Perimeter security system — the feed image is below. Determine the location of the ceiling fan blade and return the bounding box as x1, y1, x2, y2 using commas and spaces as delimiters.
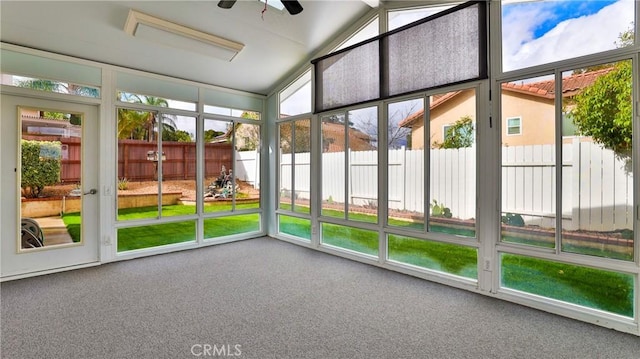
218, 0, 237, 9
282, 0, 303, 15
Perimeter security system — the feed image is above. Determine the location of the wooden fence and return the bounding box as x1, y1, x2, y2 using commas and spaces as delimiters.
54, 139, 233, 183
116, 140, 233, 181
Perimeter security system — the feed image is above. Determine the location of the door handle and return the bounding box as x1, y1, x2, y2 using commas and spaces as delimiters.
83, 188, 98, 195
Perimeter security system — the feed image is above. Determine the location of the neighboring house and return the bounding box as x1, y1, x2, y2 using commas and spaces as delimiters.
321, 121, 375, 152
400, 68, 612, 148
276, 117, 374, 153
210, 122, 260, 150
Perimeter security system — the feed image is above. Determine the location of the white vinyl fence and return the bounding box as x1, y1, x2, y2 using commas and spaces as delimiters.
234, 150, 260, 189
502, 139, 633, 231
273, 138, 633, 231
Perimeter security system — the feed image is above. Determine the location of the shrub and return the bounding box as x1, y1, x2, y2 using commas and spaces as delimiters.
501, 213, 525, 227
118, 177, 129, 190
21, 140, 61, 198
430, 200, 452, 218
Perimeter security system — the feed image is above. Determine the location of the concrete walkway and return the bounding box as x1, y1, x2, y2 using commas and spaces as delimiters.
34, 216, 73, 246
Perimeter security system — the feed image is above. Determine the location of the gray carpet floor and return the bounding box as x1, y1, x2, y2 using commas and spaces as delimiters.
2, 236, 639, 359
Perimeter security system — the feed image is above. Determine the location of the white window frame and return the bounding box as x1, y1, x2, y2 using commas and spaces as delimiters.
506, 116, 521, 136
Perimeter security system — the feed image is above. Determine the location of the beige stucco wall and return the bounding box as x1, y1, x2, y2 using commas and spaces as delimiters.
410, 89, 476, 149
430, 90, 476, 148
409, 89, 556, 148
501, 92, 555, 146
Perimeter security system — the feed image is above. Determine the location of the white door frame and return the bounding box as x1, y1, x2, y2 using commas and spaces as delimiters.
1, 94, 100, 279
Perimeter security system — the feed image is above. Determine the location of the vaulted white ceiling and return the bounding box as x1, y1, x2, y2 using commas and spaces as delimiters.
0, 1, 374, 95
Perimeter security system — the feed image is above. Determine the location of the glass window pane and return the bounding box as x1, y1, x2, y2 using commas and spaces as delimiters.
348, 106, 378, 224
388, 98, 425, 231
293, 119, 311, 213
117, 108, 159, 220
501, 253, 634, 317
506, 117, 521, 135
204, 214, 261, 239
117, 220, 196, 252
388, 235, 478, 280
388, 5, 454, 31
335, 17, 379, 51
322, 113, 346, 219
204, 119, 233, 213
160, 115, 196, 217
429, 90, 476, 237
3, 74, 100, 98
278, 122, 293, 210
204, 105, 260, 120
278, 215, 311, 241
277, 118, 310, 213
20, 108, 83, 249
561, 60, 633, 261
501, 0, 634, 72
118, 92, 195, 111
501, 75, 555, 248
280, 72, 311, 117
234, 123, 260, 210
321, 223, 378, 256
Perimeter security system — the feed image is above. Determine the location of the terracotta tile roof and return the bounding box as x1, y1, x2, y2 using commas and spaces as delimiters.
502, 67, 613, 99
399, 68, 614, 128
398, 91, 463, 128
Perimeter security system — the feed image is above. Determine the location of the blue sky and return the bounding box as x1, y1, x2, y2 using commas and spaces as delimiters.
502, 0, 633, 71
503, 1, 615, 38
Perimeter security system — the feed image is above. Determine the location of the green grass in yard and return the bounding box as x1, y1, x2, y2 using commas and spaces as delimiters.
502, 232, 555, 249
321, 223, 379, 256
278, 215, 311, 240
503, 232, 633, 261
501, 254, 634, 317
321, 207, 378, 224
561, 242, 633, 261
61, 212, 81, 242
205, 200, 259, 213
116, 204, 260, 251
279, 202, 311, 215
118, 220, 196, 251
203, 214, 260, 239
279, 209, 634, 317
74, 203, 636, 317
388, 235, 478, 279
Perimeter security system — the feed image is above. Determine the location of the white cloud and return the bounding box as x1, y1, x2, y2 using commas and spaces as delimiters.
503, 0, 633, 71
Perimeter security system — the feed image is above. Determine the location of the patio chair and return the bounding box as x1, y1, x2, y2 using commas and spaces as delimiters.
21, 218, 44, 248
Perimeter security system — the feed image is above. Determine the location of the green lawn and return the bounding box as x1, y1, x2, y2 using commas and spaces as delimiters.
65, 203, 261, 252
65, 203, 634, 317
278, 211, 634, 317
61, 213, 81, 242
388, 234, 478, 279
502, 254, 634, 317
279, 215, 311, 240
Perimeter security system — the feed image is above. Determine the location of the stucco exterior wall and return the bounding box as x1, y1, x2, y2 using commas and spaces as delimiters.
501, 91, 555, 146
409, 89, 556, 148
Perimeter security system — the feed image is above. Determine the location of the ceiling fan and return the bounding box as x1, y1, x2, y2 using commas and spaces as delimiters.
218, 0, 303, 15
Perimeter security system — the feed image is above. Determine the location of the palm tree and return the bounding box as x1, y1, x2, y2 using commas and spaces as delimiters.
117, 94, 178, 141
17, 78, 99, 97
